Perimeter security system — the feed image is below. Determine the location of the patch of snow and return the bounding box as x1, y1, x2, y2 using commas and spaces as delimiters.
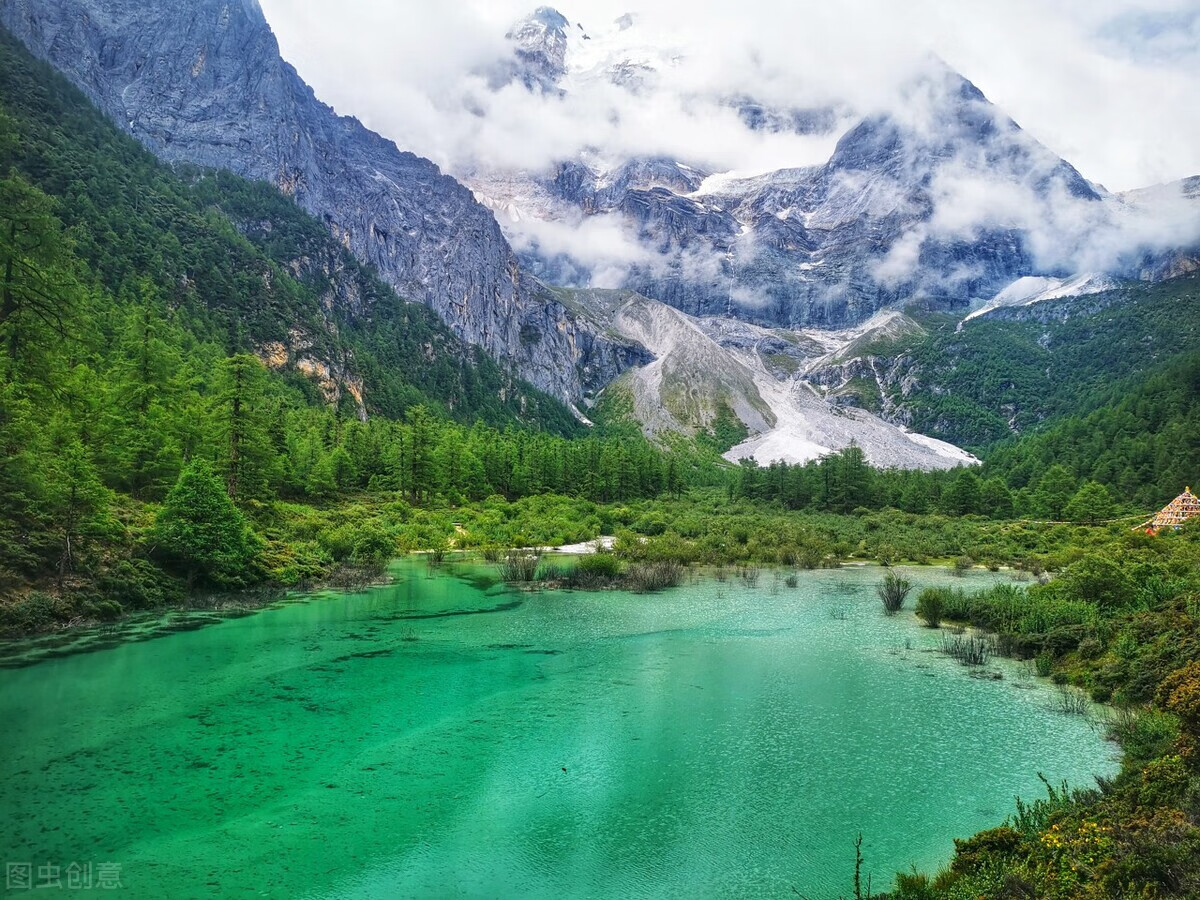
963, 273, 1117, 323
903, 432, 979, 465
723, 351, 976, 471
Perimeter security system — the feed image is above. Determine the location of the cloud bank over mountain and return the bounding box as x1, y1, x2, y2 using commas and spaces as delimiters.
261, 0, 1200, 192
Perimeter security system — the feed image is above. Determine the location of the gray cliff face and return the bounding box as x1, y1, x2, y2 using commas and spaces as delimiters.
0, 0, 634, 405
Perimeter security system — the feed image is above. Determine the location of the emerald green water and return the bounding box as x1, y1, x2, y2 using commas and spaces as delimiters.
0, 561, 1117, 898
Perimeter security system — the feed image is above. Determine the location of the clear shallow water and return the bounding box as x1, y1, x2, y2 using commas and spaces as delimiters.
0, 561, 1118, 899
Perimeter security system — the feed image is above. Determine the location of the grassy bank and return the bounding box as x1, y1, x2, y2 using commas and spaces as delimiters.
884, 520, 1200, 898
0, 490, 1143, 637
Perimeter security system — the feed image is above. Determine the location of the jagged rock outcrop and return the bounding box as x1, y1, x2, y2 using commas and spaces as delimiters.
0, 0, 638, 405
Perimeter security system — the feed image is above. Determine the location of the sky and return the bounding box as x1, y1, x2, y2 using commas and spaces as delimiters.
256, 0, 1200, 192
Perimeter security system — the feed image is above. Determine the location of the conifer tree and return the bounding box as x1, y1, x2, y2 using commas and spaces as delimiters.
153, 459, 261, 587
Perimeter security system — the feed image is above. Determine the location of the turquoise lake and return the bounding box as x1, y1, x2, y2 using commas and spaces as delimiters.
0, 560, 1119, 898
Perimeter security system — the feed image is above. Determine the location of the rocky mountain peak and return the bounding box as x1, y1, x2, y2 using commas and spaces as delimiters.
506, 7, 573, 90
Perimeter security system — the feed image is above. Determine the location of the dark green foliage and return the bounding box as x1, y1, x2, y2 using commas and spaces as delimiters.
152, 460, 262, 587
1064, 481, 1115, 524
1055, 554, 1136, 611
914, 588, 946, 628
877, 572, 912, 614
886, 276, 1200, 451
577, 553, 621, 579
985, 353, 1200, 510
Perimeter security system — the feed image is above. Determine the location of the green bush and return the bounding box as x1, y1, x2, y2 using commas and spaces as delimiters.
578, 553, 621, 579
97, 558, 182, 610
915, 588, 946, 628
877, 572, 912, 615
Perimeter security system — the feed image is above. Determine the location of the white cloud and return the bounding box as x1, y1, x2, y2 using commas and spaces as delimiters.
507, 211, 655, 287
259, 0, 1200, 192
256, 0, 1200, 301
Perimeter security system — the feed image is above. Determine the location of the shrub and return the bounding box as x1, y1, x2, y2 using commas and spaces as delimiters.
625, 560, 683, 593
1108, 708, 1180, 767
97, 558, 182, 610
1057, 554, 1137, 611
1157, 661, 1200, 756
499, 549, 541, 583
915, 588, 946, 628
878, 572, 912, 615
785, 574, 799, 588
1035, 652, 1054, 677
352, 523, 396, 569
578, 553, 621, 579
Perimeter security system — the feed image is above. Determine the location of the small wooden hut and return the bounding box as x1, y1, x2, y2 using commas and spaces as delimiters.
1141, 487, 1200, 535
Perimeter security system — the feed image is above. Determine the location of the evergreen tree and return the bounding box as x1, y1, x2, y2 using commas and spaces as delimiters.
153, 459, 261, 587
979, 477, 1015, 520
0, 174, 79, 382
1065, 481, 1115, 525
44, 431, 110, 580
215, 353, 277, 502
941, 469, 983, 516
1034, 465, 1076, 520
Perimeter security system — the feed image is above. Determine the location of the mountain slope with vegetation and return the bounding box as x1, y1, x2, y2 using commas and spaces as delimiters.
0, 26, 577, 433
814, 276, 1200, 450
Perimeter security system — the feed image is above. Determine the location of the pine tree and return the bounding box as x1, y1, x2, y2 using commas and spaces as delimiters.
980, 477, 1014, 520
0, 174, 80, 382
942, 469, 983, 516
1065, 481, 1115, 525
215, 353, 277, 502
1035, 465, 1076, 520
44, 431, 110, 581
153, 459, 261, 587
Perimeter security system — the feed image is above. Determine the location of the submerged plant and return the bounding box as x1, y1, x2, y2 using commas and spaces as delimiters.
1055, 685, 1091, 718
877, 572, 912, 615
499, 549, 542, 583
625, 560, 683, 593
941, 633, 994, 666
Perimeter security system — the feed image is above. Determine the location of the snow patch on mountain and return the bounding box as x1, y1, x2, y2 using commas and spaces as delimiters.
964, 273, 1119, 322
564, 288, 974, 470
723, 368, 977, 469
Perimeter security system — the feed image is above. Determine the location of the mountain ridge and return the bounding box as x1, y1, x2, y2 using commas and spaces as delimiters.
468, 6, 1200, 330
0, 0, 640, 406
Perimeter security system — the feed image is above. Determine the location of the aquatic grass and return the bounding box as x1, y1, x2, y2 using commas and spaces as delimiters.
877, 572, 912, 615
499, 549, 542, 583
941, 633, 995, 666
625, 560, 684, 593
1055, 686, 1092, 718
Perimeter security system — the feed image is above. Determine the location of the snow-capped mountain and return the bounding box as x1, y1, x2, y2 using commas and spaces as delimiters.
467, 8, 1200, 330
6, 1, 1196, 469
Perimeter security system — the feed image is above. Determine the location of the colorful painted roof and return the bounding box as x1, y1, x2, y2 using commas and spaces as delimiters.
1147, 488, 1200, 531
